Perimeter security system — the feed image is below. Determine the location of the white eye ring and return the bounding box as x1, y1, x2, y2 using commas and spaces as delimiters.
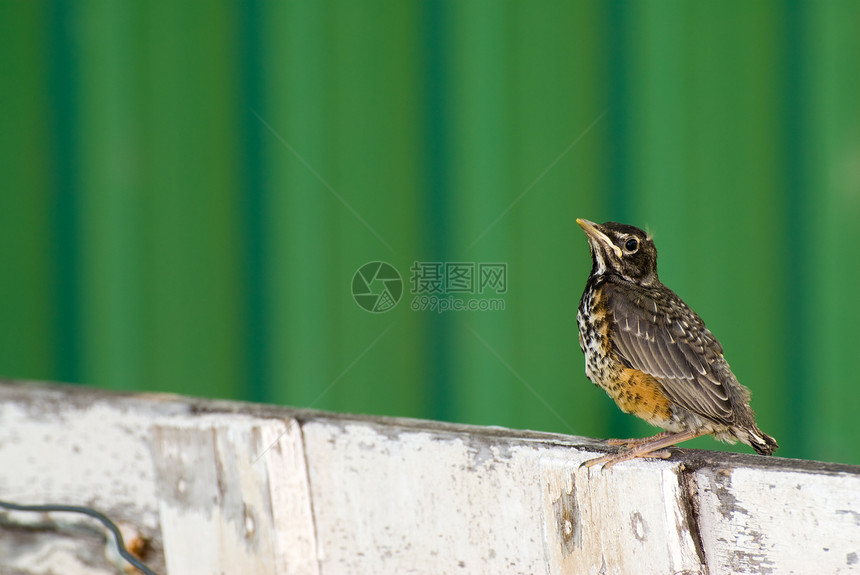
624, 237, 639, 253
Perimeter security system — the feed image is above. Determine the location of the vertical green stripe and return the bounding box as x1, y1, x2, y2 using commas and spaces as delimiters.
381, 2, 425, 419
49, 0, 81, 384
449, 0, 507, 426
139, 2, 243, 398
239, 0, 266, 402
629, 1, 687, 289
324, 2, 423, 418
606, 0, 630, 222
423, 0, 453, 421
76, 1, 144, 391
262, 1, 330, 408
0, 3, 55, 380
782, 0, 810, 458
806, 1, 860, 464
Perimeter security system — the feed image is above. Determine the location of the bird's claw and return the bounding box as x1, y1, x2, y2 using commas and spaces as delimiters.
579, 448, 673, 470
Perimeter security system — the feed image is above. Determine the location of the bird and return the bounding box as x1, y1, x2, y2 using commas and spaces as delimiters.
575, 218, 778, 468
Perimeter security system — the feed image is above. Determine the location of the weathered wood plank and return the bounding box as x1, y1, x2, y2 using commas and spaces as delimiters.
695, 465, 860, 574
541, 458, 704, 575
0, 383, 172, 572
301, 421, 548, 574
151, 415, 318, 575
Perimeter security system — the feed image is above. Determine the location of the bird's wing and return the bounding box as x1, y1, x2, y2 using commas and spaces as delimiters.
603, 282, 737, 424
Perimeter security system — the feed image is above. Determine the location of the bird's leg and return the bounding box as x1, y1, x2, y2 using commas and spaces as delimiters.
581, 429, 707, 470
606, 430, 674, 449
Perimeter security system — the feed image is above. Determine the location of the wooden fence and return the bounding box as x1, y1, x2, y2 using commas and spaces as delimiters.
1, 381, 858, 574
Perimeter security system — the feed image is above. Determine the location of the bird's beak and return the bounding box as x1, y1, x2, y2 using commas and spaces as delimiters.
576, 218, 622, 258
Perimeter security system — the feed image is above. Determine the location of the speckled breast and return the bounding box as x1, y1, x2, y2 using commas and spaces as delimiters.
576, 281, 618, 387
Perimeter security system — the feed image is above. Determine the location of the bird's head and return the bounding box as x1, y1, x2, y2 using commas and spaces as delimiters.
576, 219, 659, 286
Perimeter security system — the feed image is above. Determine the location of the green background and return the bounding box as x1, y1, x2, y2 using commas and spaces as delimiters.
1, 1, 859, 464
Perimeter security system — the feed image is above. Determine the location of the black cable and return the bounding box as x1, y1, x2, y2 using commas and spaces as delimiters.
0, 499, 158, 575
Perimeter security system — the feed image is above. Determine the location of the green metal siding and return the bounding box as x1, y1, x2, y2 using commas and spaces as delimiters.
1, 2, 858, 464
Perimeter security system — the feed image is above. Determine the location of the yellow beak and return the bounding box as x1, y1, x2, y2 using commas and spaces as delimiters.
576, 218, 622, 258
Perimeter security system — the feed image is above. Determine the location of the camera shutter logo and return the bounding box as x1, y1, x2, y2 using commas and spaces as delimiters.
352, 262, 403, 313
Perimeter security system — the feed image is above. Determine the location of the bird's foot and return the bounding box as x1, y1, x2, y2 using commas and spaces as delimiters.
580, 448, 672, 470
580, 429, 706, 470
606, 431, 674, 449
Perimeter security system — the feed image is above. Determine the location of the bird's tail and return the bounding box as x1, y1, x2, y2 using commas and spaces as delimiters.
745, 425, 779, 456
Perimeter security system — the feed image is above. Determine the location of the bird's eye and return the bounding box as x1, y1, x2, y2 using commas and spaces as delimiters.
624, 237, 639, 253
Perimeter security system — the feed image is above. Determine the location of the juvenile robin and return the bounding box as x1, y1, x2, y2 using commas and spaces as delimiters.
575, 219, 778, 468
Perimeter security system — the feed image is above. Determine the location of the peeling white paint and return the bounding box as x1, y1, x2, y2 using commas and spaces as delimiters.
695, 466, 860, 574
